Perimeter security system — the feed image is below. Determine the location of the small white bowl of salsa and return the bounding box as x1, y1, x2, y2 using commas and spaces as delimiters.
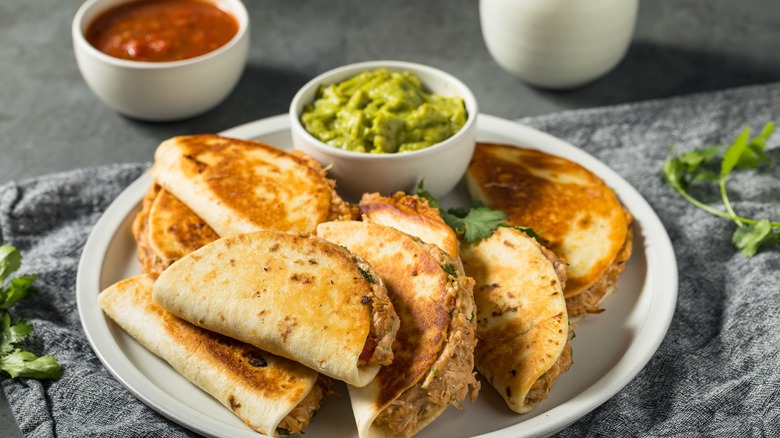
289, 60, 478, 202
72, 0, 249, 121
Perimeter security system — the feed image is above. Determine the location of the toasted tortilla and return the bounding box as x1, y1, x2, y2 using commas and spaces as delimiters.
358, 192, 461, 269
152, 230, 399, 387
98, 273, 331, 437
149, 186, 220, 263
317, 221, 478, 438
150, 134, 353, 238
132, 183, 168, 273
132, 183, 220, 274
466, 142, 633, 317
460, 226, 570, 413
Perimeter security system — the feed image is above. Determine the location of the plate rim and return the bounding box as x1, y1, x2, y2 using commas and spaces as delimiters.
76, 113, 678, 438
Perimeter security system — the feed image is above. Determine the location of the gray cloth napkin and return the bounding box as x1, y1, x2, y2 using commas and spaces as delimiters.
2, 82, 779, 437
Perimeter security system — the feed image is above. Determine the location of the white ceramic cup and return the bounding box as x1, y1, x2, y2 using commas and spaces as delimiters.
480, 0, 638, 89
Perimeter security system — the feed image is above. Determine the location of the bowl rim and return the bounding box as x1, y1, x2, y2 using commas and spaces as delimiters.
289, 60, 479, 162
72, 0, 249, 69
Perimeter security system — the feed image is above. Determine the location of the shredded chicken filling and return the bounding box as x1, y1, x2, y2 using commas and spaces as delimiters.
353, 256, 399, 367
524, 331, 573, 408
276, 374, 333, 435
374, 242, 479, 436
566, 225, 634, 317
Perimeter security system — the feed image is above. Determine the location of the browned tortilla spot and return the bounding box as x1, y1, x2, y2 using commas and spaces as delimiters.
168, 135, 334, 234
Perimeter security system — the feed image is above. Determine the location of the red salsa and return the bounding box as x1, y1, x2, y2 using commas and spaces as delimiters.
86, 0, 239, 62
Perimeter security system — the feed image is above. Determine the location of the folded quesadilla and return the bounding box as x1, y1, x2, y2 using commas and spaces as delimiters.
98, 273, 332, 436
466, 142, 633, 318
316, 221, 479, 438
150, 134, 354, 238
152, 230, 399, 387
132, 183, 219, 273
358, 192, 461, 270
460, 226, 572, 413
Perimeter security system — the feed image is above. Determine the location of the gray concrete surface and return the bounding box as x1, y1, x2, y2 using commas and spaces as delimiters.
1, 0, 779, 435
2, 0, 780, 187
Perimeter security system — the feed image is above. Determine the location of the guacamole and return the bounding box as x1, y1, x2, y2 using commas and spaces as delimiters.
300, 68, 467, 153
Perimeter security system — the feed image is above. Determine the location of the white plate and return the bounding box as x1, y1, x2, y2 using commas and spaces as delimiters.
77, 114, 677, 438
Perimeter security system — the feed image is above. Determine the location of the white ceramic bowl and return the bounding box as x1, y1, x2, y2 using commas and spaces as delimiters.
289, 60, 478, 202
72, 0, 249, 121
480, 0, 638, 89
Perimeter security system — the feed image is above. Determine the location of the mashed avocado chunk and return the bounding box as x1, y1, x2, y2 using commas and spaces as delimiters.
301, 68, 467, 153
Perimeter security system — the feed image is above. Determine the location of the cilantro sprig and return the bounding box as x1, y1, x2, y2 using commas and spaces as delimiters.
416, 183, 541, 243
0, 245, 61, 380
662, 122, 780, 257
